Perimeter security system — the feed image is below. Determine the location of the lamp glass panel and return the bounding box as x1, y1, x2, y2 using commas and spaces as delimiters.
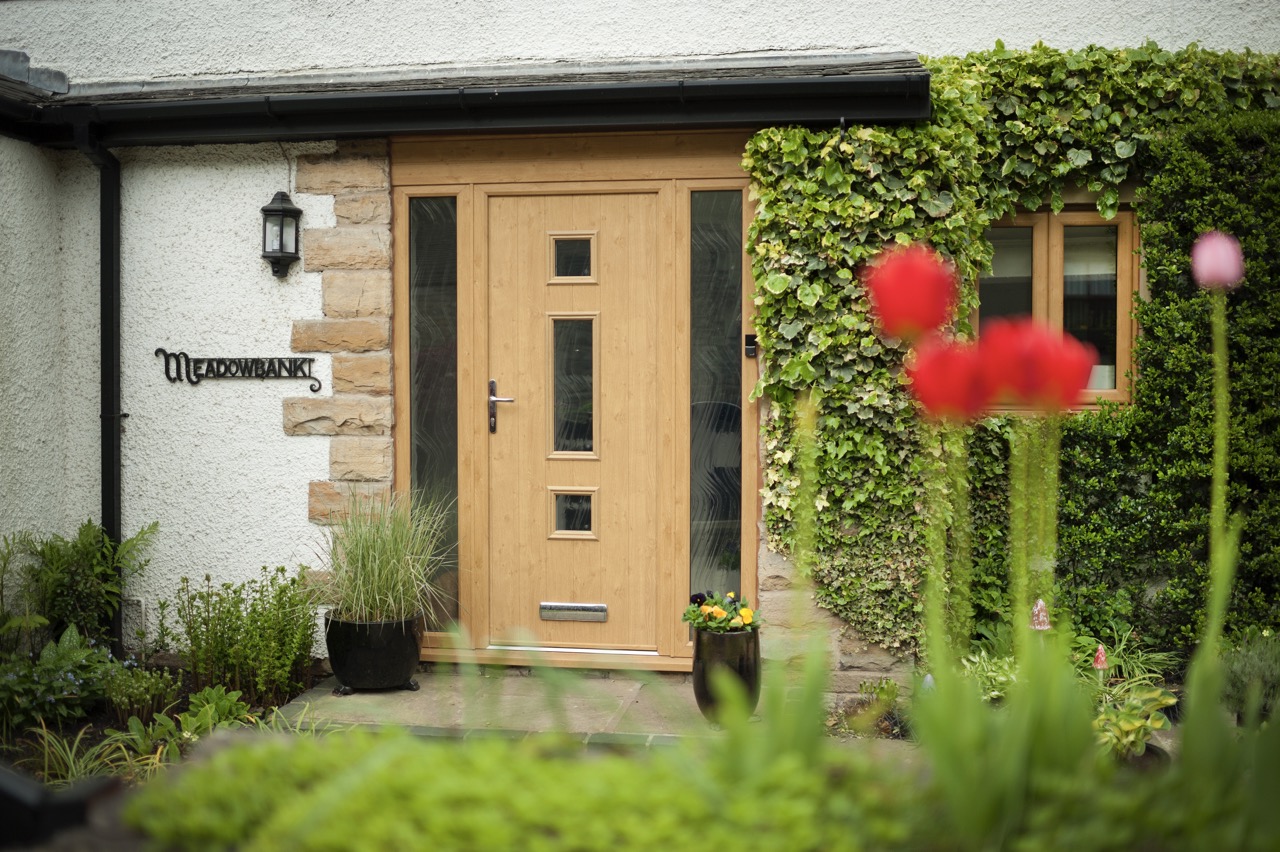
264, 216, 282, 253
282, 218, 297, 254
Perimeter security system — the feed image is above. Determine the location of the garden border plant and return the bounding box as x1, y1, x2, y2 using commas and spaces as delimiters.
745, 42, 1280, 654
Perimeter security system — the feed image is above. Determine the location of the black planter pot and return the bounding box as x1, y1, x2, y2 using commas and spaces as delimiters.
324, 612, 423, 694
692, 628, 761, 722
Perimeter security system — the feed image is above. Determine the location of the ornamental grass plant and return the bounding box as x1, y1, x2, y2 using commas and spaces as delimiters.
322, 492, 454, 625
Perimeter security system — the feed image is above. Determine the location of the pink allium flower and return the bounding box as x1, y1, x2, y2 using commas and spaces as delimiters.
864, 243, 959, 342
1030, 599, 1051, 631
1092, 644, 1109, 671
1190, 231, 1244, 290
903, 335, 992, 422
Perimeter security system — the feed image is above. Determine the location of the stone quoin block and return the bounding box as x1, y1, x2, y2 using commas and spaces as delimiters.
291, 318, 390, 353
332, 352, 392, 395
330, 436, 393, 481
334, 191, 392, 226
322, 269, 392, 318
308, 479, 393, 524
303, 226, 391, 271
283, 395, 393, 436
295, 154, 390, 196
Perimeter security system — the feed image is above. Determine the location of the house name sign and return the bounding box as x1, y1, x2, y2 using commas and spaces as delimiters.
155, 348, 322, 393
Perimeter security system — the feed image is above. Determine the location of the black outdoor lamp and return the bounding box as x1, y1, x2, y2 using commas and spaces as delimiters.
261, 191, 303, 277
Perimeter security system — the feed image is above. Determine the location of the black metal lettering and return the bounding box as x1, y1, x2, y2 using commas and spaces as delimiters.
157, 349, 322, 392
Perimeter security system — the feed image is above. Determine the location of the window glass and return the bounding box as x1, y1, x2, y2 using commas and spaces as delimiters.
409, 197, 460, 625
554, 494, 593, 532
553, 319, 594, 452
554, 238, 592, 278
689, 191, 742, 596
1063, 226, 1118, 390
980, 227, 1034, 327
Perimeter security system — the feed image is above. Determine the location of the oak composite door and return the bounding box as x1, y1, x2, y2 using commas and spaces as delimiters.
484, 185, 673, 652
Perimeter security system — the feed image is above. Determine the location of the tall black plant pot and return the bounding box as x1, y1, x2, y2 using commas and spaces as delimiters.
324, 612, 423, 695
692, 628, 761, 722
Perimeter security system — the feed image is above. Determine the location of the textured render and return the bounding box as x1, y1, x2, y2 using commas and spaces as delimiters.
115, 143, 334, 629
0, 139, 99, 537
1, 0, 1276, 85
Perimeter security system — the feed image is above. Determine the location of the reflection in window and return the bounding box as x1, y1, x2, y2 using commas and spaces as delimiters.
553, 319, 593, 452
409, 197, 459, 626
554, 238, 592, 278
554, 493, 592, 532
690, 191, 742, 596
1064, 226, 1118, 390
979, 227, 1034, 326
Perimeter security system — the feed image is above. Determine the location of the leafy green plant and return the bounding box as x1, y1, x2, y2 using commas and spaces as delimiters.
1072, 621, 1180, 684
16, 722, 131, 789
22, 520, 157, 646
169, 566, 316, 707
1222, 630, 1280, 723
101, 661, 179, 727
0, 531, 45, 659
681, 590, 760, 632
1093, 687, 1178, 759
0, 625, 113, 739
959, 648, 1018, 702
320, 493, 454, 624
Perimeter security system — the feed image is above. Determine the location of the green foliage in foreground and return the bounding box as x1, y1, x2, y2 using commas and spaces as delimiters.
123, 657, 1280, 851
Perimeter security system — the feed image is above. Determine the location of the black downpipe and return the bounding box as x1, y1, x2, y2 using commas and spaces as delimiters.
73, 123, 125, 659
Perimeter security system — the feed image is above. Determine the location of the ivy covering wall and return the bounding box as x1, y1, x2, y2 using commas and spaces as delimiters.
745, 43, 1280, 654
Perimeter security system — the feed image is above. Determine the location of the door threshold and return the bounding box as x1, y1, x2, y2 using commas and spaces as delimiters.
419, 645, 693, 672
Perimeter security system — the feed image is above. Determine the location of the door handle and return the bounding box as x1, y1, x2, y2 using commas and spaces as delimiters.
488, 380, 515, 433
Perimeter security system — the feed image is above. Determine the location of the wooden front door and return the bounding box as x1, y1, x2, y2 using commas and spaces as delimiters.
484, 184, 672, 651
391, 132, 757, 669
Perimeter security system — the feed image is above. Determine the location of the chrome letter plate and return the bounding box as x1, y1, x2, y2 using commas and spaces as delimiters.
539, 602, 607, 622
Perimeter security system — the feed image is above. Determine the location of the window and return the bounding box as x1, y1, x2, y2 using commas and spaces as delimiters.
978, 210, 1138, 405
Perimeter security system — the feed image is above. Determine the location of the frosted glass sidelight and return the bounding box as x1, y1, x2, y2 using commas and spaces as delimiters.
553, 319, 594, 452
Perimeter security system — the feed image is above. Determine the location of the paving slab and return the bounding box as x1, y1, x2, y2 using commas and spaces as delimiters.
279, 668, 711, 739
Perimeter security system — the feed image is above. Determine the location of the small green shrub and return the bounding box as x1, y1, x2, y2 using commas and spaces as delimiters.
169, 567, 316, 708
16, 722, 132, 788
23, 520, 157, 646
0, 625, 113, 739
960, 649, 1018, 702
1092, 687, 1177, 759
101, 661, 179, 727
1222, 630, 1280, 723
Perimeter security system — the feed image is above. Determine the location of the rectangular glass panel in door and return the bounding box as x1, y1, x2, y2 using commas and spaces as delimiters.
979, 227, 1034, 327
409, 197, 459, 626
689, 191, 742, 596
1063, 225, 1118, 390
553, 319, 594, 452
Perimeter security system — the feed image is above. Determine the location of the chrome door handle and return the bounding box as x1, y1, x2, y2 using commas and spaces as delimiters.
488, 380, 515, 433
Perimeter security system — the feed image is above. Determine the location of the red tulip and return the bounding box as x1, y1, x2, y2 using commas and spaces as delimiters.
1190, 231, 1244, 291
1092, 644, 1109, 671
864, 243, 959, 342
978, 318, 1097, 412
1030, 598, 1051, 631
903, 335, 992, 422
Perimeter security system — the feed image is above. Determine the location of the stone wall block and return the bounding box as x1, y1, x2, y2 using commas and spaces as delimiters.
303, 226, 391, 271
322, 269, 392, 317
296, 156, 389, 195
284, 395, 392, 436
333, 352, 392, 395
292, 318, 389, 353
336, 139, 390, 160
330, 436, 393, 481
334, 191, 391, 226
308, 480, 392, 524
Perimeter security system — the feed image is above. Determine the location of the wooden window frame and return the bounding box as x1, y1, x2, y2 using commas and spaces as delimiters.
979, 209, 1139, 408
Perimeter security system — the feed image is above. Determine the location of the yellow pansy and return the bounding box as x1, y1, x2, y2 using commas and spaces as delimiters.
711, 606, 727, 619
700, 604, 713, 615
729, 616, 744, 629
740, 608, 754, 625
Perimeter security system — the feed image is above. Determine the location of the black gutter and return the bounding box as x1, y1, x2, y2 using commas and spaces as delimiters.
72, 122, 125, 659
12, 72, 930, 148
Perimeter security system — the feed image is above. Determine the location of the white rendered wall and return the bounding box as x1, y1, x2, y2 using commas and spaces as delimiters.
0, 138, 99, 537
116, 143, 333, 632
1, 0, 1276, 85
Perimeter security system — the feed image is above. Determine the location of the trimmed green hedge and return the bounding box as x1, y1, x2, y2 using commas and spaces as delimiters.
1055, 109, 1280, 655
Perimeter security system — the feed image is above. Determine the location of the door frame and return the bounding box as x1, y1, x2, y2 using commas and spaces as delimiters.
391, 131, 758, 671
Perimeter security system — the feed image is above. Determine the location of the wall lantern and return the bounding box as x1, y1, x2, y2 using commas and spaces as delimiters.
261, 191, 303, 277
